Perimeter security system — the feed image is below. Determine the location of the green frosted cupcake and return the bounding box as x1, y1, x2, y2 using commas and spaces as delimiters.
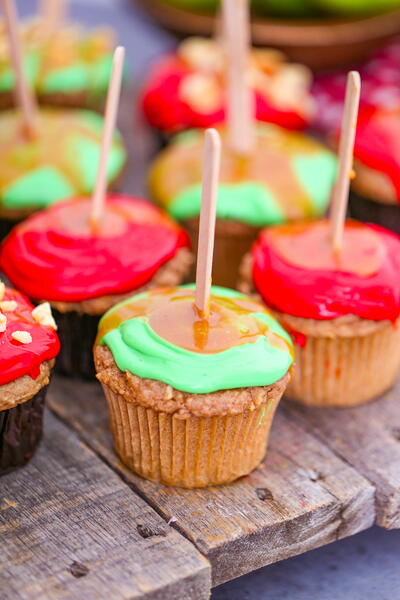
0, 107, 126, 237
149, 124, 336, 287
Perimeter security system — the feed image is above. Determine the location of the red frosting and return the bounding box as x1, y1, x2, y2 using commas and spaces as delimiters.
354, 105, 400, 203
1, 195, 190, 303
252, 220, 400, 321
141, 56, 308, 134
0, 287, 60, 385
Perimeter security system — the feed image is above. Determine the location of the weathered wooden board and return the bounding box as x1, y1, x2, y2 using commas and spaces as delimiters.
0, 410, 211, 600
286, 377, 400, 530
48, 377, 375, 587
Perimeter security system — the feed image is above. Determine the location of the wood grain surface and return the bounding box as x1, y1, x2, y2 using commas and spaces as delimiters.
287, 378, 400, 530
48, 377, 375, 587
0, 410, 211, 600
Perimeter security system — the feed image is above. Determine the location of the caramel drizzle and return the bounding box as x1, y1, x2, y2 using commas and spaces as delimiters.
98, 288, 293, 357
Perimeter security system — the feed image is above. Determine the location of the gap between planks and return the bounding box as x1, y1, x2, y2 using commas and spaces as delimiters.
48, 377, 375, 587
0, 409, 211, 600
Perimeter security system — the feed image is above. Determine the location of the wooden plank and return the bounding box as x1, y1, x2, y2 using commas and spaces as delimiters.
0, 410, 211, 600
286, 377, 400, 530
48, 377, 375, 587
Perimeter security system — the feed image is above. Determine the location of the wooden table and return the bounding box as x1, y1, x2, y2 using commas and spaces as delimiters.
1, 87, 400, 599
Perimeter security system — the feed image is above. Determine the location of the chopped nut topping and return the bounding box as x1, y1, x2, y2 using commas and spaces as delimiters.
0, 281, 5, 302
178, 38, 224, 73
0, 312, 6, 333
0, 300, 17, 312
11, 331, 32, 344
32, 302, 57, 330
179, 72, 222, 113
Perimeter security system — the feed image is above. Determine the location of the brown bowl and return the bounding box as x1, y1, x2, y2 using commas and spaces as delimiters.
135, 0, 400, 70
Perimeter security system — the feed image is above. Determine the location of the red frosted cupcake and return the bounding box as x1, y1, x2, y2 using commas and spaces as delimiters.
1, 194, 192, 378
239, 219, 400, 407
0, 283, 59, 474
141, 38, 314, 141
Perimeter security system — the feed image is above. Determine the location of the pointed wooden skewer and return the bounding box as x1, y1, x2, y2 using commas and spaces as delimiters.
221, 0, 254, 156
330, 71, 361, 252
2, 0, 38, 138
39, 0, 67, 34
195, 129, 222, 319
90, 46, 125, 225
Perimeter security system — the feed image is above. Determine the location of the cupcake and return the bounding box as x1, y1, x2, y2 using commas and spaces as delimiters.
149, 124, 337, 287
0, 107, 126, 238
0, 19, 117, 110
0, 282, 59, 474
350, 105, 400, 234
239, 219, 400, 407
141, 37, 315, 142
94, 285, 294, 488
1, 195, 192, 378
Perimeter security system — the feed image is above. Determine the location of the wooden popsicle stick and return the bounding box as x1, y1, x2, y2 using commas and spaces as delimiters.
39, 0, 67, 33
222, 0, 254, 155
2, 0, 38, 138
90, 46, 125, 225
195, 129, 222, 318
330, 71, 361, 252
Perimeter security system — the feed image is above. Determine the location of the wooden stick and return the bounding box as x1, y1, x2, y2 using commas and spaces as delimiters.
39, 0, 67, 33
195, 129, 222, 318
90, 46, 125, 225
2, 0, 38, 138
222, 0, 254, 155
330, 71, 361, 251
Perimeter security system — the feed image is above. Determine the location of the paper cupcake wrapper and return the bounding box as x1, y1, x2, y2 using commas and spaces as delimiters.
350, 193, 400, 235
53, 309, 100, 379
286, 321, 400, 407
102, 383, 282, 488
184, 219, 260, 289
0, 385, 47, 475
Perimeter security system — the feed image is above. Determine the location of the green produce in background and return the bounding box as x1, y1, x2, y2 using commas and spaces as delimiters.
161, 0, 400, 17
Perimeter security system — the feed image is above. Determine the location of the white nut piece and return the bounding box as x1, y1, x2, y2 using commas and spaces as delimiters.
32, 302, 57, 330
11, 330, 32, 344
0, 300, 17, 312
179, 72, 222, 114
0, 312, 6, 333
178, 38, 224, 73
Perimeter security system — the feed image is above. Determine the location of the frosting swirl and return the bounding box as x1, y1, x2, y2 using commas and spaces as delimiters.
252, 219, 400, 321
1, 195, 190, 302
150, 126, 336, 227
97, 285, 294, 394
0, 286, 60, 385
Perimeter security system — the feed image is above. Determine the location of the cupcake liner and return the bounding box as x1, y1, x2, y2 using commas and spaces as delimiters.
350, 193, 400, 235
52, 309, 100, 379
184, 218, 260, 289
286, 320, 400, 407
0, 385, 47, 475
102, 383, 281, 488
0, 218, 18, 241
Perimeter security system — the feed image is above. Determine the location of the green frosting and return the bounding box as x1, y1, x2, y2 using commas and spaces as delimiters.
0, 109, 126, 211
293, 153, 337, 215
99, 286, 293, 394
3, 167, 74, 209
171, 182, 285, 226
151, 127, 337, 227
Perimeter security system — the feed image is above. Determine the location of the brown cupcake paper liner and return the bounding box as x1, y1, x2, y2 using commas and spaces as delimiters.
184, 218, 260, 289
52, 309, 100, 379
350, 193, 400, 235
0, 385, 47, 475
101, 383, 281, 488
286, 320, 400, 407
